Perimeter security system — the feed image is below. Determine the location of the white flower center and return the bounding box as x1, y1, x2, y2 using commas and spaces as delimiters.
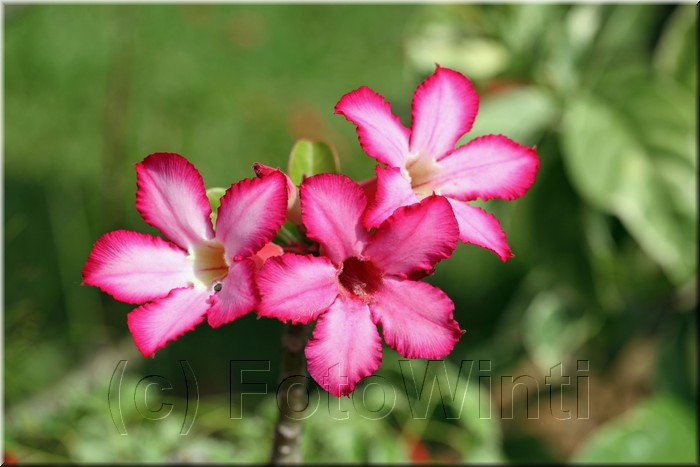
405, 153, 442, 198
189, 240, 228, 290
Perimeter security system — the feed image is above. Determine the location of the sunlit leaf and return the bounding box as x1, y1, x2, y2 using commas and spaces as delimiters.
287, 139, 339, 186
406, 29, 510, 81
572, 396, 696, 463
561, 94, 696, 285
523, 291, 599, 372
466, 86, 558, 145
654, 4, 697, 93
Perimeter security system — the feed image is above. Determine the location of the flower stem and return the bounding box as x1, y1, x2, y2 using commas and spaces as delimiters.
270, 322, 309, 464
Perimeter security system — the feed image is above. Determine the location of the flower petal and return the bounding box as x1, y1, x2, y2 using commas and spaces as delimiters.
306, 298, 382, 397
215, 171, 288, 260
207, 259, 258, 328
127, 287, 211, 357
82, 230, 192, 304
300, 174, 369, 264
359, 176, 378, 206
250, 242, 284, 270
253, 163, 297, 210
135, 153, 214, 250
371, 278, 463, 359
409, 66, 479, 161
446, 198, 513, 261
335, 86, 410, 167
363, 165, 419, 228
364, 196, 458, 278
430, 135, 539, 201
257, 253, 339, 324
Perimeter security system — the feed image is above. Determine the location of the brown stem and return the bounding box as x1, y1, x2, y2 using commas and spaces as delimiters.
270, 323, 310, 464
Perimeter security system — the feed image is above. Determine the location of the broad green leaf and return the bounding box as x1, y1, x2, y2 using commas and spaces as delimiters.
501, 4, 566, 60
206, 187, 227, 227
523, 291, 599, 372
654, 4, 697, 93
654, 156, 696, 222
566, 4, 602, 56
466, 86, 558, 145
287, 139, 339, 186
612, 152, 695, 286
561, 94, 696, 285
597, 77, 696, 169
585, 5, 660, 73
406, 31, 510, 81
572, 396, 696, 463
560, 96, 632, 209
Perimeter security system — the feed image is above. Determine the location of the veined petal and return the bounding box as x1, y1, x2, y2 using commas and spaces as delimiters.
363, 165, 419, 228
409, 66, 479, 162
364, 196, 458, 278
371, 278, 463, 359
127, 287, 211, 358
207, 259, 258, 328
359, 175, 378, 205
306, 298, 382, 397
257, 253, 339, 324
335, 86, 410, 167
253, 163, 297, 210
82, 230, 192, 304
431, 135, 539, 201
446, 198, 513, 261
215, 172, 288, 260
300, 174, 369, 264
135, 153, 214, 250
250, 242, 284, 270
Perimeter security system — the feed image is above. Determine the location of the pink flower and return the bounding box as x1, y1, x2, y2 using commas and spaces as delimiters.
335, 65, 539, 261
253, 162, 301, 225
256, 173, 464, 397
82, 153, 288, 357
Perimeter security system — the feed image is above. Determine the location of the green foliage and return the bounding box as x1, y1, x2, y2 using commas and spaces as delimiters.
466, 86, 559, 145
561, 92, 695, 285
572, 396, 696, 463
287, 139, 340, 186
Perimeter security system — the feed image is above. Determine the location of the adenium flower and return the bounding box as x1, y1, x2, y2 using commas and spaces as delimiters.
256, 173, 464, 397
335, 65, 539, 261
253, 162, 301, 226
82, 153, 288, 357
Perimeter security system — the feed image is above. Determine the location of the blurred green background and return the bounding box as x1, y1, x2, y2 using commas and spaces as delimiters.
4, 4, 697, 463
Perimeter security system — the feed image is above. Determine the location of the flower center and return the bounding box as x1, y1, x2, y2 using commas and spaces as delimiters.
189, 240, 228, 290
338, 257, 383, 302
405, 153, 441, 198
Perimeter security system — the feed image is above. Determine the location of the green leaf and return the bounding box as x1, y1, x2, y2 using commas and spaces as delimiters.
523, 291, 599, 372
466, 86, 559, 145
206, 187, 227, 227
406, 33, 510, 81
585, 5, 661, 73
287, 139, 339, 186
560, 96, 632, 210
560, 94, 696, 285
612, 152, 695, 286
654, 4, 697, 93
572, 396, 696, 463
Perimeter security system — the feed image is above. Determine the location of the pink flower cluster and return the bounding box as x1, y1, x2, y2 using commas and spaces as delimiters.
83, 66, 538, 396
